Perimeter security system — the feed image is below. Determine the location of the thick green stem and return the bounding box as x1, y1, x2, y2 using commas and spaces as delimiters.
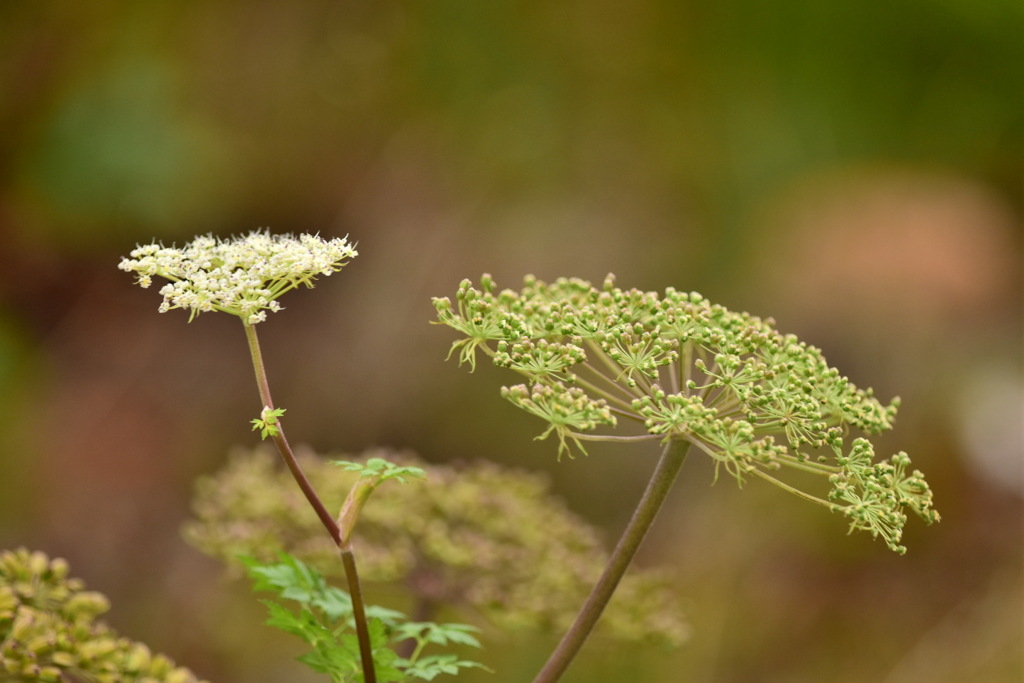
532, 439, 690, 683
242, 322, 377, 683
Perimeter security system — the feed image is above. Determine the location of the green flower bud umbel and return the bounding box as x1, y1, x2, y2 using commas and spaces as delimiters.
433, 274, 939, 554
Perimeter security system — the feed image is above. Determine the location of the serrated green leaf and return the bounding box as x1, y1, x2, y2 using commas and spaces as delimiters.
403, 654, 490, 680
244, 552, 488, 683
429, 624, 482, 648
329, 458, 427, 484
296, 641, 360, 679
393, 622, 482, 649
365, 605, 406, 626
261, 600, 320, 640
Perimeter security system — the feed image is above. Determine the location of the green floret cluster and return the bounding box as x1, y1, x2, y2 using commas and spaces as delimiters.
0, 548, 205, 683
433, 274, 939, 553
184, 447, 689, 646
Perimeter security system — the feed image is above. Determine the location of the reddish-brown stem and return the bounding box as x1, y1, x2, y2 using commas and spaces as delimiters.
243, 322, 376, 683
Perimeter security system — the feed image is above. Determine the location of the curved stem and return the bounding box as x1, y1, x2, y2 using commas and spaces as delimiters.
748, 468, 834, 508
774, 453, 840, 475
243, 323, 342, 545
242, 322, 377, 683
533, 439, 690, 683
569, 432, 662, 443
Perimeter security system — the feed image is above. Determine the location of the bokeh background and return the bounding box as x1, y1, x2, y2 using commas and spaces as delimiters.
1, 1, 1021, 681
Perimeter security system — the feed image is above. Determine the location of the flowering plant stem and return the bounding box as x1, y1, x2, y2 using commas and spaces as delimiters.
533, 439, 690, 683
243, 322, 377, 683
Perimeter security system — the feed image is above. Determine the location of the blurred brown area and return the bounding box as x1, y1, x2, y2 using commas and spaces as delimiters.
0, 1, 1021, 681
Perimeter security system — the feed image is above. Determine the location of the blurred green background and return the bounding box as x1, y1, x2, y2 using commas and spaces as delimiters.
1, 0, 1021, 681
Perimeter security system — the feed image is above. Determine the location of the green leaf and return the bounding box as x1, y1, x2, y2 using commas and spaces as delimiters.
402, 654, 491, 680
244, 553, 489, 682
330, 458, 427, 485
365, 604, 407, 627
260, 600, 324, 641
392, 622, 482, 649
334, 457, 427, 546
296, 637, 361, 679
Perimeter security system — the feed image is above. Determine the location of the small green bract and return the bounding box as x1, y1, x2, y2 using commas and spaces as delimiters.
433, 274, 940, 554
252, 406, 287, 439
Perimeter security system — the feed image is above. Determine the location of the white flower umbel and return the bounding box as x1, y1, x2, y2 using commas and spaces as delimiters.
120, 229, 383, 680
119, 230, 357, 325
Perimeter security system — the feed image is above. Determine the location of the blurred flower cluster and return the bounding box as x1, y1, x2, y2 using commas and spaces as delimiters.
433, 274, 939, 553
118, 231, 357, 324
184, 447, 688, 646
0, 548, 204, 682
